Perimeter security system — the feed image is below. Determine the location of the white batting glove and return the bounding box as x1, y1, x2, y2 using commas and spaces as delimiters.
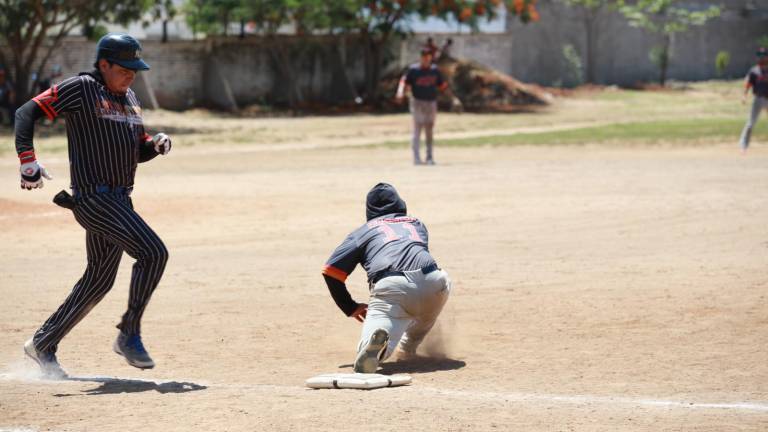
152, 133, 172, 155
20, 160, 53, 190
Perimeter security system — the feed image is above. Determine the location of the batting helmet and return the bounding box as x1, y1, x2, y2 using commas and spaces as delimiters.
95, 33, 150, 71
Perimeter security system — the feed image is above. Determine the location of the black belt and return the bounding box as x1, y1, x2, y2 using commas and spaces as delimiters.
73, 184, 133, 199
370, 263, 439, 284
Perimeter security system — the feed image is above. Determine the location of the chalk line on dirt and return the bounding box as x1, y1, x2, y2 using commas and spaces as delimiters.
414, 386, 768, 412
2, 368, 766, 413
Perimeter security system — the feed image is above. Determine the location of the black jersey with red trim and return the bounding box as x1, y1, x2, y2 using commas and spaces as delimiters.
747, 66, 768, 98
404, 63, 446, 101
322, 214, 435, 284
16, 71, 151, 189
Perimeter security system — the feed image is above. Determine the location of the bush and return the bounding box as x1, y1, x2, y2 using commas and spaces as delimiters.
561, 44, 584, 88
715, 51, 730, 77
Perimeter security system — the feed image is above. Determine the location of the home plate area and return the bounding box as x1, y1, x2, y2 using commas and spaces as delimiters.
305, 373, 412, 390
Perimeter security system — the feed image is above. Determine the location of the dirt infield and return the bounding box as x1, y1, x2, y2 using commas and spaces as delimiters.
1, 134, 767, 430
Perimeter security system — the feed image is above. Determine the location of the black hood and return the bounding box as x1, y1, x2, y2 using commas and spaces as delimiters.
366, 183, 407, 221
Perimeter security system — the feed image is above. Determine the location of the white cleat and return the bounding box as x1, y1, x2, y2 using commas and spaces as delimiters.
354, 328, 389, 374
24, 338, 68, 380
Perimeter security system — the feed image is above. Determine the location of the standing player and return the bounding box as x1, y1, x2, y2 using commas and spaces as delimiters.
739, 47, 768, 153
15, 34, 172, 379
0, 65, 15, 126
396, 49, 449, 165
321, 183, 451, 373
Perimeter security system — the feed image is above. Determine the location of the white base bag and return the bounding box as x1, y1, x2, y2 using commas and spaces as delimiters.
305, 373, 412, 390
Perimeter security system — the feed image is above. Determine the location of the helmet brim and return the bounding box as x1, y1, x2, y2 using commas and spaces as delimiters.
113, 58, 150, 71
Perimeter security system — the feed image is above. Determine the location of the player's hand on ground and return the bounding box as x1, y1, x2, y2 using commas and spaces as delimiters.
350, 303, 368, 322
20, 160, 52, 190
152, 133, 172, 155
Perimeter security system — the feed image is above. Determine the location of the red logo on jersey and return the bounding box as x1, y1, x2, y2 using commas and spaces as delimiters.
415, 76, 438, 87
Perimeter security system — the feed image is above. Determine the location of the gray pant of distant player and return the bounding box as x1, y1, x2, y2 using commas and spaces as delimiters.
410, 98, 438, 163
740, 96, 767, 150
357, 268, 451, 359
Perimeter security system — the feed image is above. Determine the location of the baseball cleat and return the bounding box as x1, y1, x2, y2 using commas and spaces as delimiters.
425, 159, 436, 165
414, 159, 423, 165
113, 332, 155, 369
354, 328, 389, 374
24, 338, 68, 380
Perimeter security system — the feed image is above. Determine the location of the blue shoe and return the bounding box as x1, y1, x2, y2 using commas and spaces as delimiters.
24, 338, 68, 380
354, 328, 389, 374
113, 332, 155, 369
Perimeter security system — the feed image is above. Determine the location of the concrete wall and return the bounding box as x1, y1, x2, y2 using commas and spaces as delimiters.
499, 0, 768, 86
3, 1, 766, 110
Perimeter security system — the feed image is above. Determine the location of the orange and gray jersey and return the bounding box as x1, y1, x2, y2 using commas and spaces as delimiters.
323, 215, 435, 285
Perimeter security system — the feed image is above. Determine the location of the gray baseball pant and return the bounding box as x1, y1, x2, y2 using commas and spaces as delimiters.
739, 96, 767, 150
357, 268, 451, 360
410, 99, 438, 163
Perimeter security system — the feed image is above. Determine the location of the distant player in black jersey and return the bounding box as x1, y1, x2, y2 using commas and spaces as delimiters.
15, 33, 172, 379
396, 49, 449, 165
739, 47, 768, 153
322, 183, 452, 373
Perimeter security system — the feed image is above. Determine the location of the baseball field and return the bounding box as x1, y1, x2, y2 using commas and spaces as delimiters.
1, 81, 767, 431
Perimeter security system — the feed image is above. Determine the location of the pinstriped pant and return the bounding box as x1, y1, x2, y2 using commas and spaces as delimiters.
33, 192, 168, 353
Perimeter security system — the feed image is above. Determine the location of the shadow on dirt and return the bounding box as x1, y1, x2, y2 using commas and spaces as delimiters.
379, 357, 466, 374
338, 356, 466, 374
53, 376, 207, 397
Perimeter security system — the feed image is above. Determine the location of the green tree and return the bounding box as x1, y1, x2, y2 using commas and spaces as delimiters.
560, 0, 618, 83
0, 0, 157, 104
714, 50, 729, 78
181, 0, 540, 105
184, 0, 244, 38
241, 0, 306, 107
619, 0, 720, 85
147, 0, 178, 43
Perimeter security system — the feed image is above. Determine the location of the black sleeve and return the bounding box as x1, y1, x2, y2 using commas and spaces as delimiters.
15, 99, 46, 155
138, 137, 159, 163
323, 274, 359, 316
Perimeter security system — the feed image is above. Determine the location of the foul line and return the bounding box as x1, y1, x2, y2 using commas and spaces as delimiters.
2, 372, 767, 413
415, 386, 768, 412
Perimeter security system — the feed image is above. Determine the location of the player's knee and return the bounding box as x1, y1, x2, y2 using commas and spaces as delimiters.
155, 243, 169, 266
142, 242, 169, 267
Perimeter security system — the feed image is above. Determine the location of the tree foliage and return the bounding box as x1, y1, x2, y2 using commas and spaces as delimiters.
182, 0, 539, 104
559, 0, 618, 83
0, 0, 158, 103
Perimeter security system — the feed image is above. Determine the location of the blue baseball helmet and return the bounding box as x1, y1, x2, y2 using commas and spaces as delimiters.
95, 33, 150, 71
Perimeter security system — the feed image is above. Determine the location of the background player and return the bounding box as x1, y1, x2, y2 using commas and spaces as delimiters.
396, 49, 449, 165
739, 47, 768, 153
321, 183, 451, 373
15, 33, 172, 379
0, 65, 15, 127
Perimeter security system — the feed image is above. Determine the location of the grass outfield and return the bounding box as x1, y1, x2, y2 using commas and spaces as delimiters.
378, 118, 768, 148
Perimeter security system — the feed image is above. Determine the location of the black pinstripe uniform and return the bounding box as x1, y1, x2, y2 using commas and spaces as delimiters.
15, 71, 168, 355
